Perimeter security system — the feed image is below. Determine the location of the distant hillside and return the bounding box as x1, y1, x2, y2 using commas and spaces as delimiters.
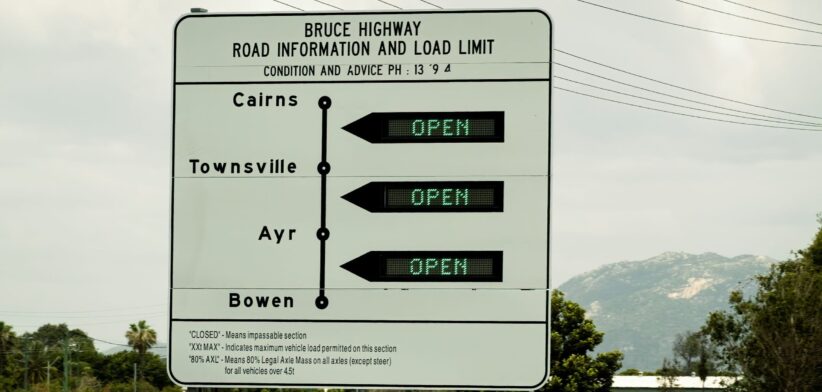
103, 342, 167, 358
558, 252, 774, 371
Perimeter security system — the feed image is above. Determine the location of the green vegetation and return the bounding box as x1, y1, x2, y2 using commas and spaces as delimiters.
700, 218, 822, 391
558, 251, 773, 371
3, 293, 622, 391
0, 321, 179, 391
658, 330, 716, 383
125, 320, 158, 380
543, 290, 623, 391
617, 368, 642, 376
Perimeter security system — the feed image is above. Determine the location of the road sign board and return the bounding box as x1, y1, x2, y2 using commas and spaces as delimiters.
170, 9, 551, 389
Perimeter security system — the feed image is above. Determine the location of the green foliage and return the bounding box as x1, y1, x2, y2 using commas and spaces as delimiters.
702, 222, 822, 391
656, 358, 679, 392
24, 323, 105, 376
106, 379, 159, 392
543, 290, 623, 391
0, 321, 176, 391
668, 330, 716, 378
0, 321, 20, 388
125, 320, 158, 381
98, 350, 172, 389
126, 321, 158, 356
618, 368, 642, 375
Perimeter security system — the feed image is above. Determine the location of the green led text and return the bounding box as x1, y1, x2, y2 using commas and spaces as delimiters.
409, 258, 468, 276
411, 118, 470, 136
411, 188, 469, 206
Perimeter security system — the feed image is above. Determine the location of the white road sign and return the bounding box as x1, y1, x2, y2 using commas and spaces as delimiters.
170, 9, 551, 389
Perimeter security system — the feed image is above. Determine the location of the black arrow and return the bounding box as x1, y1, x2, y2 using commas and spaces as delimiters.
341, 251, 503, 282
341, 181, 503, 213
342, 111, 504, 143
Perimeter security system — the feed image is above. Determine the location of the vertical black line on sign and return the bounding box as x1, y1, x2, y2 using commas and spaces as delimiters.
316, 96, 332, 310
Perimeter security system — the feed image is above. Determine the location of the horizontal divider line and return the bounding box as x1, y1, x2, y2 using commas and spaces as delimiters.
191, 61, 550, 67
175, 78, 550, 85
170, 287, 549, 290
172, 175, 549, 179
171, 318, 546, 324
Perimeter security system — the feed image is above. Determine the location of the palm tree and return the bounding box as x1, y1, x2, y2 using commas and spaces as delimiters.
125, 320, 157, 379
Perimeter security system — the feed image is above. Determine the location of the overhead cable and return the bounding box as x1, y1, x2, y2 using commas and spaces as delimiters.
419, 0, 443, 9
576, 0, 822, 48
378, 0, 402, 9
314, 0, 343, 10
554, 49, 822, 121
721, 0, 822, 27
556, 76, 822, 127
675, 0, 822, 35
272, 0, 304, 11
0, 304, 165, 315
89, 337, 131, 347
1, 312, 166, 320
553, 61, 822, 127
555, 86, 822, 132
89, 336, 167, 349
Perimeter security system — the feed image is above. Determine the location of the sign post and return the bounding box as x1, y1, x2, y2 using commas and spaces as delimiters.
170, 9, 551, 389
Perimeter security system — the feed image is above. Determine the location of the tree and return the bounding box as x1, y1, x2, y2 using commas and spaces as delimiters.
99, 350, 174, 389
125, 320, 157, 379
0, 321, 20, 390
668, 330, 715, 379
543, 290, 623, 391
618, 368, 642, 376
22, 323, 104, 387
656, 358, 679, 392
702, 220, 822, 391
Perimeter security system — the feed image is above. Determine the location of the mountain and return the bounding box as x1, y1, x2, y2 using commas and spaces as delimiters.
103, 342, 167, 358
558, 252, 775, 371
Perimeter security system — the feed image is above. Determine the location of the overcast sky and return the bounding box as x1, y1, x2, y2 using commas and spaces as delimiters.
2, 0, 821, 352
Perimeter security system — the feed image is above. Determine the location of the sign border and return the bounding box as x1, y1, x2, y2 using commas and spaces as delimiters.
169, 8, 552, 389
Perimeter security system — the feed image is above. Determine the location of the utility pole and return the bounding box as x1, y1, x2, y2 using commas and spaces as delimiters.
23, 348, 29, 392
46, 358, 60, 391
133, 362, 137, 392
45, 345, 59, 392
62, 336, 69, 392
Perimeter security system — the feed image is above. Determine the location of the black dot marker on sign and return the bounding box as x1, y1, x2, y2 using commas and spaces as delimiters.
316, 228, 330, 240
317, 162, 331, 175
315, 295, 329, 309
318, 96, 331, 109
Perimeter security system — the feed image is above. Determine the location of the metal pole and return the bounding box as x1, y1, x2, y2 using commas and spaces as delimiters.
133, 362, 137, 392
62, 337, 69, 392
23, 349, 29, 391
45, 346, 51, 392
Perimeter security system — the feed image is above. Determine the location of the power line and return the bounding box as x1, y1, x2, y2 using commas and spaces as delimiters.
89, 337, 167, 349
555, 86, 822, 132
419, 0, 442, 9
0, 305, 165, 315
721, 0, 822, 27
556, 76, 822, 127
552, 61, 822, 127
314, 0, 343, 10
272, 0, 304, 11
554, 49, 822, 121
89, 337, 131, 347
576, 0, 822, 48
1, 312, 165, 320
378, 0, 402, 9
675, 0, 822, 35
